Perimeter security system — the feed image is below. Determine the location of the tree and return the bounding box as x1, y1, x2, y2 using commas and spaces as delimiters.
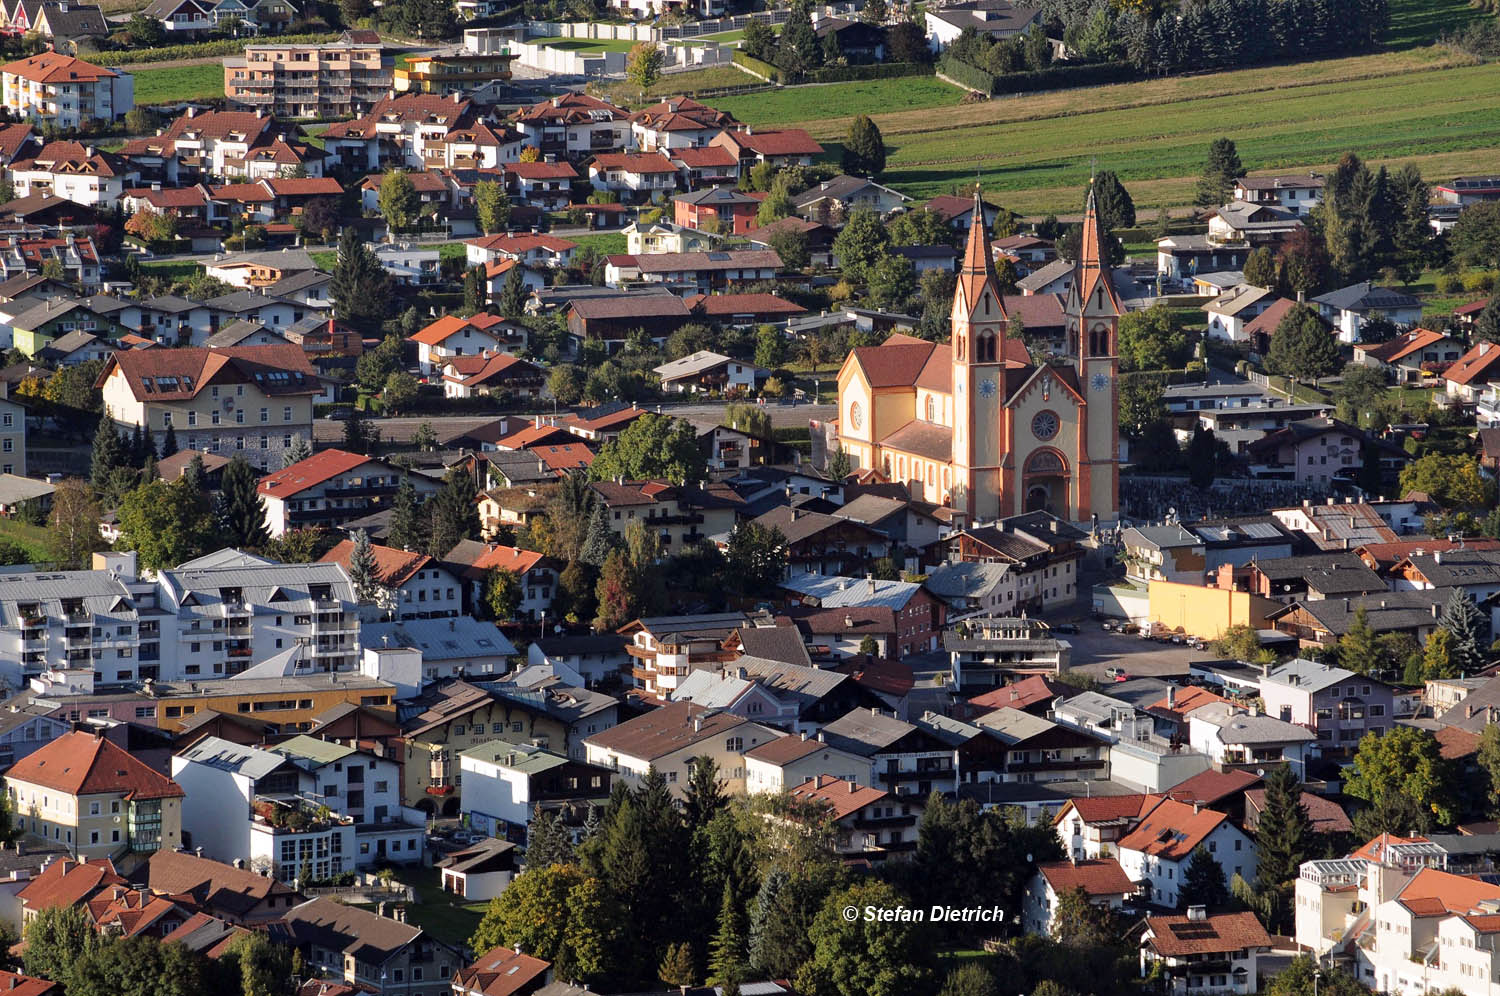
1339, 606, 1380, 675
1214, 623, 1262, 662
548, 364, 584, 406
382, 371, 419, 415
526, 805, 575, 869
1179, 846, 1229, 909
1050, 885, 1113, 948
463, 265, 483, 314
1421, 627, 1457, 682
627, 42, 664, 90
886, 21, 929, 62
1474, 293, 1500, 345
24, 904, 102, 986
299, 197, 341, 243
937, 964, 999, 996
867, 254, 917, 311
427, 467, 480, 558
90, 416, 124, 487
590, 414, 706, 485
658, 942, 696, 987
1195, 137, 1243, 208
1119, 380, 1168, 438
684, 755, 727, 832
1440, 587, 1488, 675
216, 456, 269, 549
832, 208, 890, 285
116, 479, 215, 570
593, 548, 639, 631
475, 180, 511, 234
725, 521, 787, 596
1244, 246, 1278, 288
1186, 424, 1217, 488
1117, 303, 1189, 371
468, 863, 618, 983
1480, 723, 1500, 818
708, 880, 747, 985
499, 266, 528, 317
1266, 956, 1367, 996
377, 169, 419, 235
805, 880, 929, 996
861, 0, 886, 23
330, 227, 392, 329
1255, 764, 1311, 932
348, 529, 380, 603
1400, 453, 1492, 510
221, 930, 293, 996
842, 115, 887, 178
48, 478, 101, 568
827, 447, 852, 480
1266, 304, 1340, 383
776, 0, 821, 76
483, 567, 522, 621
743, 19, 776, 60
1452, 200, 1500, 270
766, 226, 810, 271
1091, 170, 1136, 230
388, 475, 425, 552
1345, 725, 1458, 828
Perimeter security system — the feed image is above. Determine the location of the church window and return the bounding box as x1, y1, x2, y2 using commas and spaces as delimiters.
925, 396, 935, 422
983, 295, 990, 316
848, 401, 863, 430
1027, 450, 1065, 474
1031, 411, 1059, 441
927, 465, 935, 486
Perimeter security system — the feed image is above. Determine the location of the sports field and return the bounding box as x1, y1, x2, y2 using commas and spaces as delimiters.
715, 46, 1500, 213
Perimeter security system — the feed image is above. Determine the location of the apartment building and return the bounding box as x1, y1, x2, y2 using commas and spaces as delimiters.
258, 449, 441, 537
616, 611, 746, 699
0, 52, 131, 129
224, 33, 392, 119
588, 479, 744, 556
286, 897, 461, 996
321, 539, 462, 620
394, 51, 515, 96
583, 701, 781, 796
5, 730, 184, 861
96, 344, 319, 469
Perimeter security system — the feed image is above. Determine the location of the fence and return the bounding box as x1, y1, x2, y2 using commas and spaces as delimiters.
305, 882, 415, 902
522, 4, 858, 43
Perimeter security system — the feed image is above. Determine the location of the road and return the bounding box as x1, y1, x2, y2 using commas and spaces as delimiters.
1056, 625, 1206, 682
311, 402, 836, 445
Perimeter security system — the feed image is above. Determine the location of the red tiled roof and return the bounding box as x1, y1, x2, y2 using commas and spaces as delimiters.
719, 127, 822, 157
1145, 685, 1232, 721
0, 52, 114, 83
410, 311, 512, 347
1037, 858, 1136, 897
15, 858, 124, 913
967, 675, 1071, 713
1354, 327, 1451, 365
322, 538, 432, 588
125, 186, 210, 209
0, 971, 57, 996
1145, 911, 1272, 956
670, 146, 738, 169
453, 946, 551, 996
7, 731, 184, 800
1244, 789, 1352, 835
98, 344, 317, 401
787, 776, 887, 820
1436, 726, 1481, 760
210, 182, 274, 204
1447, 341, 1500, 386
359, 170, 449, 193
258, 449, 374, 499
265, 177, 345, 197
1055, 793, 1163, 826
685, 292, 806, 317
1164, 767, 1261, 807
846, 341, 939, 388
1117, 798, 1228, 861
504, 161, 577, 180
445, 352, 539, 387
531, 441, 594, 475
1351, 832, 1431, 862
0, 122, 36, 162
1242, 297, 1299, 340
1393, 866, 1500, 916
468, 544, 545, 577
465, 233, 577, 254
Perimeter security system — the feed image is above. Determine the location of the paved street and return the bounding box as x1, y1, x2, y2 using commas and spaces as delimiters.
1055, 625, 1207, 682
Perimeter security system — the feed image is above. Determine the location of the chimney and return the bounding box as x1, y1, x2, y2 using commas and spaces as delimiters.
1435, 550, 1443, 564
1167, 685, 1175, 707
1432, 603, 1441, 619
1187, 904, 1207, 921
693, 715, 703, 733
377, 901, 387, 918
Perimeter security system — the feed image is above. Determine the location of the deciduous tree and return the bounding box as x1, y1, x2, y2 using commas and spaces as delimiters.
841, 115, 886, 178
1195, 137, 1243, 208
377, 169, 419, 235
1346, 725, 1458, 828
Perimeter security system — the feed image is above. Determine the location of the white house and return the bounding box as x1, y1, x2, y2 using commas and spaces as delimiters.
436, 838, 518, 903
1233, 174, 1324, 216
583, 701, 782, 796
463, 233, 576, 271
0, 52, 132, 129
1140, 909, 1272, 996
271, 735, 420, 867
1202, 285, 1278, 343
1184, 702, 1317, 778
1311, 281, 1424, 344
457, 740, 612, 843
743, 734, 874, 795
925, 0, 1041, 50
653, 350, 768, 394
372, 243, 441, 287
1116, 798, 1256, 909
1022, 858, 1137, 936
587, 152, 679, 203
409, 312, 526, 377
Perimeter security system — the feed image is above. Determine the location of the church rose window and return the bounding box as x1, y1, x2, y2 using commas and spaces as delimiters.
1031, 410, 1059, 441
848, 401, 863, 430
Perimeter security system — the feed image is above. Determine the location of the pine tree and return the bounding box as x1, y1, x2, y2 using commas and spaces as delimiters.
499, 266, 528, 318
525, 804, 574, 869
1195, 137, 1243, 209
708, 880, 746, 986
1090, 170, 1136, 230
181, 454, 207, 498
90, 417, 123, 486
388, 475, 424, 552
684, 755, 727, 832
160, 422, 179, 459
1339, 606, 1380, 675
216, 455, 269, 549
747, 867, 786, 975
283, 434, 312, 468
348, 528, 379, 602
658, 942, 696, 987
579, 501, 616, 568
427, 467, 481, 559
330, 227, 392, 330
463, 265, 484, 313
1187, 425, 1216, 489
1441, 589, 1487, 675
1254, 765, 1311, 933
1180, 846, 1229, 909
841, 115, 886, 178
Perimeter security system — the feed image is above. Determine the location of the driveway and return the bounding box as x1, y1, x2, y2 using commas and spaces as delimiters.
1057, 625, 1209, 683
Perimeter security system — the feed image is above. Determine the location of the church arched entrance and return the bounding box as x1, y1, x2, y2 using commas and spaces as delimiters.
1023, 449, 1069, 517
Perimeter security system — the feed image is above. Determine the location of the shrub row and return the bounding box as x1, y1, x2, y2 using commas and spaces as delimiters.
104, 32, 339, 65
939, 55, 1137, 95
731, 50, 782, 82
803, 61, 932, 84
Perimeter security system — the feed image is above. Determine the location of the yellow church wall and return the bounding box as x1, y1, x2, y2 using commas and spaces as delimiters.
872, 388, 915, 443
915, 387, 953, 428
1147, 580, 1278, 639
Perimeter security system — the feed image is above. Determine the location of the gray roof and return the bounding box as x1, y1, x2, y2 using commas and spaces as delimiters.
915, 709, 983, 745
1055, 690, 1138, 728
973, 705, 1056, 744
0, 568, 137, 626
481, 676, 617, 723
1311, 281, 1421, 314
265, 269, 332, 296
733, 624, 812, 667
834, 493, 917, 527
792, 174, 907, 208
672, 670, 753, 709
1123, 524, 1201, 552
1261, 658, 1360, 694
1016, 258, 1071, 292
1189, 704, 1316, 744
928, 0, 1041, 35
732, 655, 847, 711
206, 320, 285, 348
779, 574, 922, 610
203, 289, 304, 314
363, 617, 517, 660
1401, 550, 1500, 588
820, 708, 918, 754
924, 561, 1010, 599
653, 349, 748, 381
158, 562, 354, 616
209, 248, 317, 273
175, 735, 291, 780
0, 473, 54, 506
1267, 589, 1456, 638
41, 329, 101, 356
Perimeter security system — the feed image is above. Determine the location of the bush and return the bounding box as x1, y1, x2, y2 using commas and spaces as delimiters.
731, 50, 782, 83
937, 55, 996, 93
102, 31, 338, 64
1461, 270, 1498, 294
1437, 273, 1465, 294
803, 61, 933, 84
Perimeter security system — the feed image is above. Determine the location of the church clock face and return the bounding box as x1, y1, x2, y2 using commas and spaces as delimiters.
1031, 410, 1059, 441
1091, 372, 1112, 393
848, 401, 863, 430
978, 377, 997, 398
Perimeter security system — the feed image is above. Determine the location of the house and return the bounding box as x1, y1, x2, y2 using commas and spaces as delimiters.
589, 479, 743, 557
1202, 285, 1279, 343
653, 349, 768, 394
753, 505, 891, 579
525, 634, 629, 689
457, 740, 611, 842
259, 450, 439, 537
710, 128, 823, 170
271, 735, 419, 865
1116, 797, 1257, 908
744, 734, 874, 794
443, 352, 547, 401
436, 838, 519, 903
1353, 326, 1463, 382
362, 617, 519, 687
785, 775, 922, 859
1140, 909, 1272, 996
779, 574, 946, 656
632, 249, 782, 295
223, 35, 391, 118
0, 52, 130, 129
321, 93, 496, 172
320, 539, 463, 620
0, 234, 101, 290
452, 945, 550, 996
792, 174, 910, 224
925, 0, 1040, 49
673, 185, 759, 235
1311, 281, 1424, 343
566, 293, 692, 346
202, 248, 319, 290
1436, 175, 1500, 205
1243, 787, 1350, 835
1233, 173, 1324, 215
587, 152, 678, 204
629, 96, 736, 152
944, 616, 1069, 691
1246, 416, 1408, 488
812, 17, 886, 61
285, 897, 461, 996
9, 141, 135, 208
615, 611, 749, 699
1121, 525, 1206, 585
1257, 658, 1397, 749
1184, 702, 1317, 777
464, 233, 576, 272
1206, 202, 1303, 245
5, 730, 184, 860
509, 92, 630, 162
971, 706, 1109, 784
145, 848, 301, 925
7, 294, 126, 358
96, 344, 318, 469
582, 701, 782, 795
1022, 858, 1137, 936
503, 160, 576, 211
372, 242, 440, 287
1267, 590, 1449, 652
819, 707, 958, 797
686, 292, 806, 327
668, 145, 741, 188
409, 312, 527, 375
1444, 340, 1500, 401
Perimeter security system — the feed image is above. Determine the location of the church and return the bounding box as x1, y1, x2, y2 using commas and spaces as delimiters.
833, 188, 1120, 524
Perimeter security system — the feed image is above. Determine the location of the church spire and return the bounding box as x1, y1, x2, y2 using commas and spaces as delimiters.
1080, 185, 1106, 278
1073, 184, 1119, 318
957, 185, 999, 315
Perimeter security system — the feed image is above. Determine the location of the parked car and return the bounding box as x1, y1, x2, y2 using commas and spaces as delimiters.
1105, 667, 1126, 679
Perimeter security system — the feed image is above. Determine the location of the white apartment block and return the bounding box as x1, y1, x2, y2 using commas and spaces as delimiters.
0, 53, 132, 129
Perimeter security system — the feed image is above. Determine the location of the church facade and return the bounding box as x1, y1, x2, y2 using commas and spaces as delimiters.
833, 189, 1120, 524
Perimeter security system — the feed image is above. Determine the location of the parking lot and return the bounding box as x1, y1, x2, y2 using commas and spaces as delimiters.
1059, 625, 1209, 683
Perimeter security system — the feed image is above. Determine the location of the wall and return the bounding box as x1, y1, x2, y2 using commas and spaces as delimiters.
169, 760, 251, 863
1146, 579, 1278, 639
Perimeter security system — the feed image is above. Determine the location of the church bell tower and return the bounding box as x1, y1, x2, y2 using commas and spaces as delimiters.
950, 188, 1006, 521
1065, 188, 1120, 522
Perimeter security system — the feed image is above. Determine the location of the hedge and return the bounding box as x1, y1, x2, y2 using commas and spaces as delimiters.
732, 50, 782, 82
803, 61, 932, 84
102, 32, 339, 65
939, 55, 1138, 95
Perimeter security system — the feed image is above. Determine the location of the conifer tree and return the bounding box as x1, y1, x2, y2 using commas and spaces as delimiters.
525, 804, 574, 869
1338, 606, 1380, 675
1180, 846, 1228, 909
283, 434, 312, 468
388, 475, 424, 552
579, 501, 616, 568
216, 455, 269, 549
1441, 588, 1487, 675
684, 755, 727, 832
348, 529, 379, 602
90, 417, 123, 486
1255, 765, 1311, 932
499, 266, 528, 318
708, 880, 747, 986
181, 454, 207, 497
161, 422, 179, 459
1195, 137, 1243, 209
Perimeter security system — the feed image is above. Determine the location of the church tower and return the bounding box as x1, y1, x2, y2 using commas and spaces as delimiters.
1065, 188, 1121, 522
950, 188, 1007, 522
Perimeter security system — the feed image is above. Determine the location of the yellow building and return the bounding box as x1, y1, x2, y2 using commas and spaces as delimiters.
5, 730, 184, 861
395, 53, 516, 95
1146, 579, 1279, 640
834, 189, 1119, 523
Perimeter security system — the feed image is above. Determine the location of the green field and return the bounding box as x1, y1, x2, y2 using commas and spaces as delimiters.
532, 36, 638, 54
0, 518, 54, 563
713, 75, 963, 125
592, 64, 762, 104
140, 260, 200, 282
1384, 0, 1482, 48
572, 232, 628, 256
132, 63, 223, 104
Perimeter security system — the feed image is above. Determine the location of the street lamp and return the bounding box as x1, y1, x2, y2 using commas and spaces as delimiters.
1313, 967, 1322, 996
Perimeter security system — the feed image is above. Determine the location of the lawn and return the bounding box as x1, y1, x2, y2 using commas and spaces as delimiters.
378, 866, 488, 950
532, 36, 639, 54
718, 46, 1500, 213
0, 518, 53, 562
591, 64, 761, 104
572, 232, 628, 256
132, 64, 224, 105
140, 260, 200, 283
